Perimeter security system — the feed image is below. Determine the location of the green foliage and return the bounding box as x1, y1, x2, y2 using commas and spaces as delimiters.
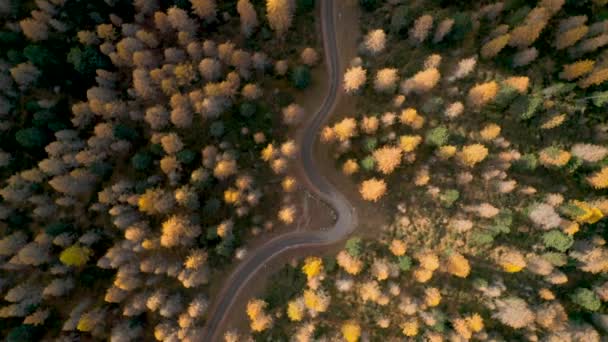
541, 252, 568, 266
45, 222, 73, 237
570, 288, 601, 311
471, 232, 494, 246
24, 45, 57, 68
297, 0, 315, 12
493, 85, 519, 109
425, 126, 449, 146
15, 127, 47, 149
488, 210, 512, 235
210, 121, 224, 137
398, 255, 412, 271
517, 153, 538, 171
131, 152, 152, 171
291, 65, 311, 89
32, 110, 56, 127
7, 325, 39, 342
439, 189, 459, 208
359, 0, 378, 11
360, 156, 375, 171
67, 46, 109, 76
390, 6, 410, 34
517, 94, 542, 120
345, 236, 362, 257
113, 124, 139, 141
446, 12, 473, 42
590, 91, 608, 107
239, 102, 256, 117
263, 265, 306, 309
177, 149, 196, 164
363, 137, 378, 152
542, 230, 574, 252
422, 97, 444, 114
60, 245, 92, 267
505, 5, 531, 26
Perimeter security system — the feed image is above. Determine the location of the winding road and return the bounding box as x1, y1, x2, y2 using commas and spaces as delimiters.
201, 1, 357, 340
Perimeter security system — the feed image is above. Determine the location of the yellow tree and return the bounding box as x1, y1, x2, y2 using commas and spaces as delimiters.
588, 167, 608, 189
373, 146, 402, 175
560, 60, 595, 80
458, 144, 489, 167
333, 118, 358, 141
468, 81, 499, 108
342, 321, 361, 342
446, 253, 471, 278
302, 256, 323, 280
481, 34, 510, 59
359, 178, 387, 202
266, 0, 294, 37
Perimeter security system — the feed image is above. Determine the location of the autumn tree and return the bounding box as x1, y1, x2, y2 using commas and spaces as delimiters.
190, 0, 217, 21
373, 146, 402, 174
364, 29, 386, 54
266, 0, 294, 37
237, 0, 258, 37
359, 178, 387, 202
344, 66, 367, 93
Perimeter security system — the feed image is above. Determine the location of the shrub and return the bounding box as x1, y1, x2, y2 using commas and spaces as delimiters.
361, 156, 375, 171
440, 189, 460, 207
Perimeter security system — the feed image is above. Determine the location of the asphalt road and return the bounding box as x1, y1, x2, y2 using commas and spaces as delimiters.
201, 1, 357, 340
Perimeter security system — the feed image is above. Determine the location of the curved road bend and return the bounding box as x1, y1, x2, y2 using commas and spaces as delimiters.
202, 1, 357, 340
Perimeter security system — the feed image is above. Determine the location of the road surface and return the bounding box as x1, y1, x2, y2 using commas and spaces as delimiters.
201, 1, 356, 340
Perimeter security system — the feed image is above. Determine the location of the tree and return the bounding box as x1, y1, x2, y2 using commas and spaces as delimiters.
374, 68, 398, 93
345, 237, 362, 257
359, 178, 387, 202
266, 0, 295, 36
447, 253, 470, 278
588, 167, 608, 189
468, 81, 498, 108
425, 126, 449, 146
10, 62, 41, 88
364, 29, 386, 54
542, 230, 573, 252
60, 245, 92, 267
237, 0, 258, 37
302, 256, 323, 280
161, 215, 201, 247
481, 34, 510, 59
494, 297, 535, 329
342, 322, 361, 342
410, 15, 433, 44
373, 146, 402, 174
401, 68, 440, 94
16, 127, 47, 148
67, 46, 109, 76
555, 25, 588, 50
458, 144, 488, 167
570, 288, 601, 311
190, 0, 216, 21
20, 18, 48, 41
344, 66, 367, 93
291, 65, 311, 89
359, 0, 377, 11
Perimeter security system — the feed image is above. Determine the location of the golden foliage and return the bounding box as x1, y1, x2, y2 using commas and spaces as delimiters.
481, 34, 510, 59
446, 253, 471, 278
303, 289, 329, 313
437, 145, 457, 159
278, 205, 296, 224
302, 256, 323, 280
281, 176, 297, 192
399, 108, 425, 129
479, 123, 501, 141
503, 76, 529, 94
337, 250, 363, 275
588, 167, 608, 189
342, 322, 361, 342
539, 148, 571, 167
389, 239, 407, 256
342, 159, 359, 175
458, 144, 489, 167
555, 25, 588, 50
498, 250, 526, 273
467, 313, 484, 332
468, 82, 499, 108
541, 114, 567, 129
401, 319, 419, 337
360, 116, 379, 134
579, 68, 608, 88
413, 267, 433, 283
424, 287, 442, 307
399, 135, 422, 152
373, 146, 402, 175
333, 118, 358, 142
266, 0, 294, 36
287, 299, 304, 321
359, 178, 387, 202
